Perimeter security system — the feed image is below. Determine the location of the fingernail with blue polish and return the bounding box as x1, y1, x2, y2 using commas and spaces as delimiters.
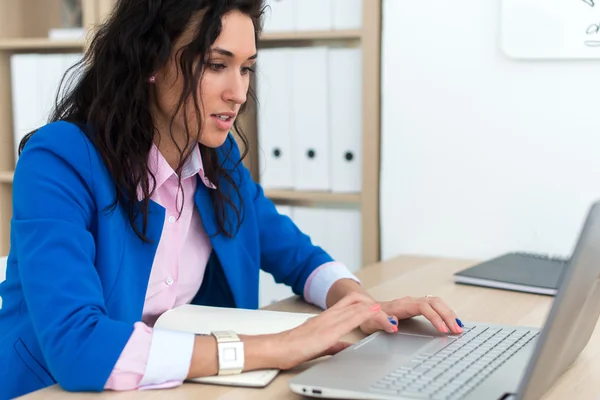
455, 318, 464, 328
388, 316, 397, 325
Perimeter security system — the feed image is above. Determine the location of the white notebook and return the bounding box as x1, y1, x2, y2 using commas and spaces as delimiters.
154, 304, 317, 387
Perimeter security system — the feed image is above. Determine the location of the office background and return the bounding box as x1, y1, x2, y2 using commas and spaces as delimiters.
1, 0, 597, 307
0, 0, 379, 308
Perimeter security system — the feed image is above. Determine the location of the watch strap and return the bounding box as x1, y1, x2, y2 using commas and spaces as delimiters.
211, 331, 244, 375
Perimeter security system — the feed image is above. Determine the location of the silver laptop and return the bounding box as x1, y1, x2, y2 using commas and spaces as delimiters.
289, 201, 600, 400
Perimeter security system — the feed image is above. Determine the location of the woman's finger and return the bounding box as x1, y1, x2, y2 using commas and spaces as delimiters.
426, 296, 463, 334
362, 310, 397, 334
383, 297, 421, 320
316, 292, 377, 326
328, 302, 382, 335
327, 291, 376, 311
418, 302, 450, 333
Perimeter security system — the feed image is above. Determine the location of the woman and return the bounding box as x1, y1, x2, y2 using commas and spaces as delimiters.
0, 0, 464, 398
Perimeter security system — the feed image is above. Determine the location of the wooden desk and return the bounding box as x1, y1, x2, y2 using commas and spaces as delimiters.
18, 256, 600, 400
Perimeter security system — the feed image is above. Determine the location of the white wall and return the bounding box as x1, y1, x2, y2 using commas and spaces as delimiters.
380, 0, 600, 261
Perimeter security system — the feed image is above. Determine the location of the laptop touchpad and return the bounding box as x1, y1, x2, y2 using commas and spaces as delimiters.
353, 333, 437, 359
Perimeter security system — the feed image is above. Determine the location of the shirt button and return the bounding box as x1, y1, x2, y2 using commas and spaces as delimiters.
166, 277, 174, 285
168, 216, 176, 223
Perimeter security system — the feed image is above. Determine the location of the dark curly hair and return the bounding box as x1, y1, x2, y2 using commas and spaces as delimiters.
19, 0, 265, 242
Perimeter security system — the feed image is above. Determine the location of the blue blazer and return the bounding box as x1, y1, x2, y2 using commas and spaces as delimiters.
0, 121, 333, 399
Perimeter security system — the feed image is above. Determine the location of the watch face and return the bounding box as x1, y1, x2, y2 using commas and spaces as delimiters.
217, 342, 244, 374
223, 347, 238, 362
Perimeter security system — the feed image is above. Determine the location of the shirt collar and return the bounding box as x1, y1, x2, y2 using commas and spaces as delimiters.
138, 143, 216, 201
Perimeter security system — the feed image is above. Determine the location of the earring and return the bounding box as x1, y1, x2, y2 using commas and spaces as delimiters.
148, 75, 156, 83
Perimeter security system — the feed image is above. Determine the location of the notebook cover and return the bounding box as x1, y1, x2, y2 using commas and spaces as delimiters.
453, 252, 568, 295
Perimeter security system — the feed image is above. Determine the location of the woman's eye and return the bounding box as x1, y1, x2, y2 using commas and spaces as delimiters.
210, 63, 226, 71
242, 66, 255, 75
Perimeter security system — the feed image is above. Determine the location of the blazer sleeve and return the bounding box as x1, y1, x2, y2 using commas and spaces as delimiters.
222, 136, 334, 296
11, 122, 134, 392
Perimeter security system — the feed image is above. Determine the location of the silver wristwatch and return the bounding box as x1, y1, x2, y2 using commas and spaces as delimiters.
211, 331, 245, 375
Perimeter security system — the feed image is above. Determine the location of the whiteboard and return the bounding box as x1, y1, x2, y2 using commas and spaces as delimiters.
502, 0, 600, 59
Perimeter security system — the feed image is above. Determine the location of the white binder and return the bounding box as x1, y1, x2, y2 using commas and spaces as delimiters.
292, 207, 362, 273
256, 48, 294, 189
291, 207, 330, 253
291, 47, 331, 191
329, 47, 363, 193
262, 0, 295, 33
332, 0, 363, 30
39, 54, 67, 124
324, 208, 362, 272
11, 53, 85, 165
276, 205, 293, 217
0, 257, 6, 308
293, 0, 332, 31
259, 205, 296, 307
10, 54, 40, 163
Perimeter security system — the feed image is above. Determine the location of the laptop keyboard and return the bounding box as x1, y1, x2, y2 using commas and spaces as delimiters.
370, 325, 539, 399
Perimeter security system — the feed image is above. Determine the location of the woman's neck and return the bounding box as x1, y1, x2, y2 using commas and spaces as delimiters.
151, 110, 194, 171
153, 137, 187, 171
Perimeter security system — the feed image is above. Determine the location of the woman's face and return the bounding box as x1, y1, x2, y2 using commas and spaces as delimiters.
152, 10, 257, 149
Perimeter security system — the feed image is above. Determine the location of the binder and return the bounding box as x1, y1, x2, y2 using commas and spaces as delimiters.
325, 208, 362, 272
11, 53, 85, 165
0, 256, 5, 283
291, 47, 331, 191
10, 54, 41, 164
328, 47, 363, 193
293, 0, 332, 31
262, 0, 295, 33
0, 256, 5, 308
256, 48, 294, 189
332, 0, 363, 30
276, 205, 293, 217
292, 207, 362, 272
39, 54, 67, 124
291, 207, 330, 254
259, 205, 296, 306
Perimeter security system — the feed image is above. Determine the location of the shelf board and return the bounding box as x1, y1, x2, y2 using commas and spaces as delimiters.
0, 38, 85, 51
0, 29, 362, 51
0, 171, 14, 183
260, 30, 361, 41
264, 189, 360, 204
0, 30, 361, 51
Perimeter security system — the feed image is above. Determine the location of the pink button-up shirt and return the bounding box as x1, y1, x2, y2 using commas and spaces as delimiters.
104, 144, 359, 390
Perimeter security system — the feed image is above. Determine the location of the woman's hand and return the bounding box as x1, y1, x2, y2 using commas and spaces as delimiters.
359, 295, 464, 336
272, 292, 382, 370
202, 293, 462, 378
